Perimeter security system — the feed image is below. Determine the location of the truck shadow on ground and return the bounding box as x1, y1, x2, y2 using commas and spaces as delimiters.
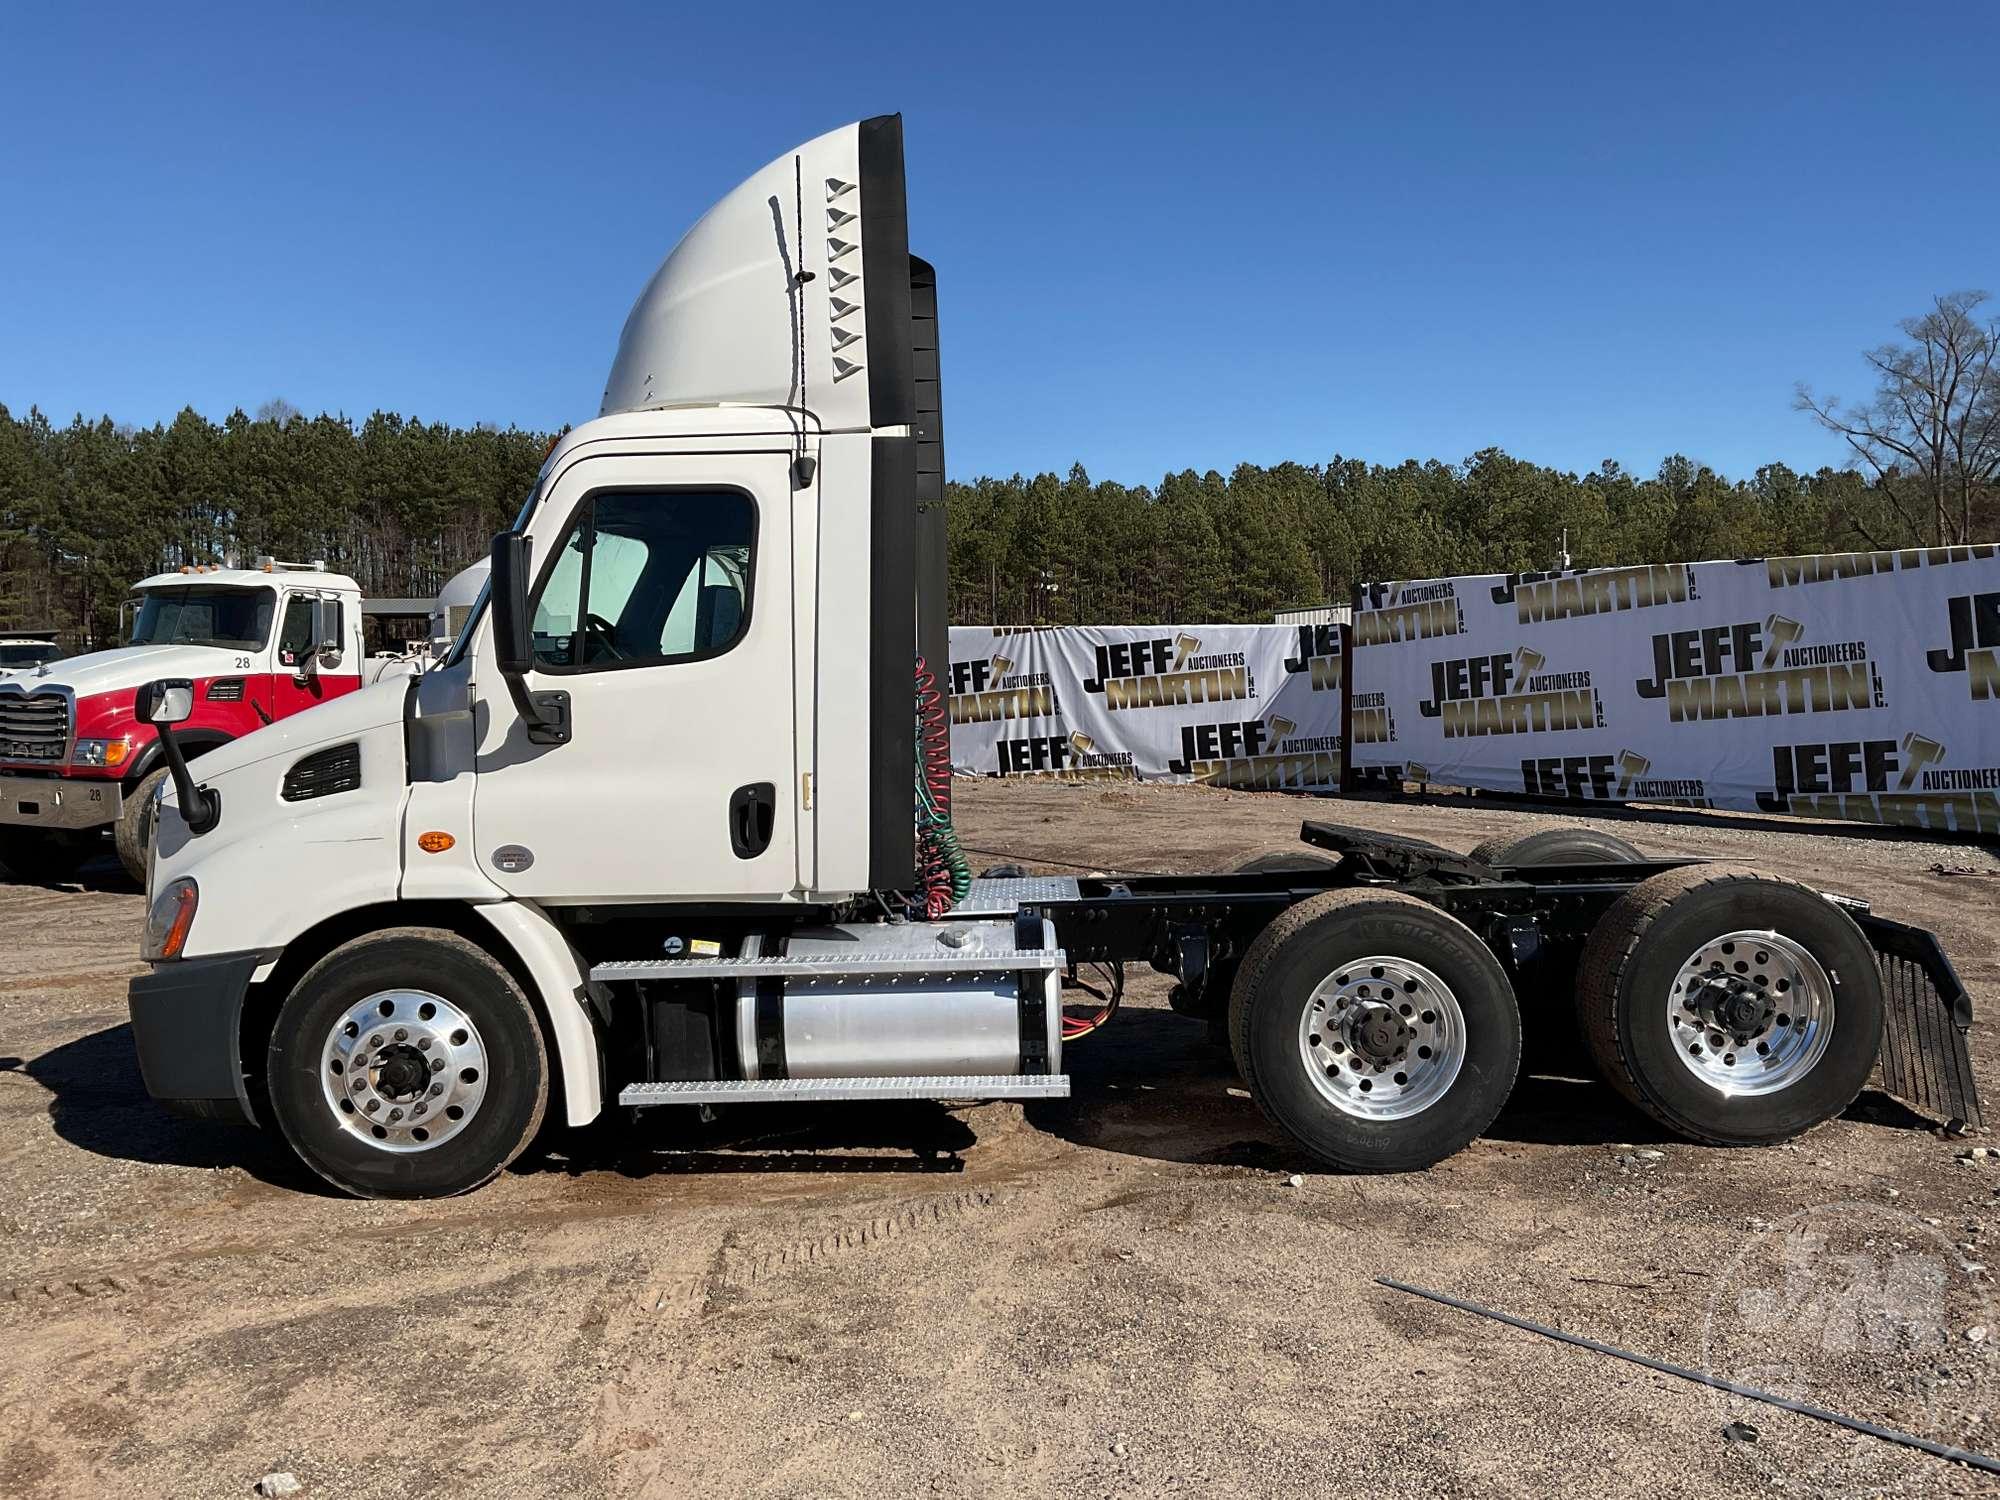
19, 1013, 1938, 1193
0, 851, 138, 894
519, 1103, 978, 1180
1027, 1005, 1935, 1170
13, 1022, 333, 1193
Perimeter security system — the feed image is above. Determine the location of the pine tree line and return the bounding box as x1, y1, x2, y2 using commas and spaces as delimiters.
2, 403, 1990, 645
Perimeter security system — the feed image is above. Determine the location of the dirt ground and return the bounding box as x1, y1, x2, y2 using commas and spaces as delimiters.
4, 782, 2000, 1498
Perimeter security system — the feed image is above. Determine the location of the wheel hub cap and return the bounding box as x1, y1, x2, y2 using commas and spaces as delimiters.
320, 989, 490, 1154
1668, 930, 1833, 1096
1299, 956, 1466, 1120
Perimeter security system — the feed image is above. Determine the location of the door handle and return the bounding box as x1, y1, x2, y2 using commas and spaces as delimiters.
729, 782, 776, 859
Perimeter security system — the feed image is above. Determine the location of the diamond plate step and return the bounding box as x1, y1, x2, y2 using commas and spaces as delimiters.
592, 948, 1063, 983
950, 875, 1082, 915
618, 1074, 1071, 1106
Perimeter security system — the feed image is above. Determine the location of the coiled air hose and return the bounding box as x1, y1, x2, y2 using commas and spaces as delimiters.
914, 655, 970, 919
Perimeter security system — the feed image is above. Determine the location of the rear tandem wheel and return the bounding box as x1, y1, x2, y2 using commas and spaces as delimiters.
1574, 864, 1884, 1146
1228, 889, 1523, 1173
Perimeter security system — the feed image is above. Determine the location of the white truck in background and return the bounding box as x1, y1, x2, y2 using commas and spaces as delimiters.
123, 116, 1978, 1199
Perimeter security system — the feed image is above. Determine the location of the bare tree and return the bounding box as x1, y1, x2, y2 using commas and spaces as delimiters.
255, 397, 300, 429
1796, 291, 2000, 547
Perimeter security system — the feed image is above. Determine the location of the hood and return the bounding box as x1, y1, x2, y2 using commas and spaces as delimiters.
187, 671, 411, 782
11, 643, 245, 699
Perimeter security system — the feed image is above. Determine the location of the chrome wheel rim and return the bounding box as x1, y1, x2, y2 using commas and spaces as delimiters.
1299, 956, 1465, 1120
320, 989, 489, 1153
1667, 930, 1833, 1096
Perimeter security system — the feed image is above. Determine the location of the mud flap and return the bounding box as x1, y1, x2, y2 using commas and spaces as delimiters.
1856, 912, 1982, 1132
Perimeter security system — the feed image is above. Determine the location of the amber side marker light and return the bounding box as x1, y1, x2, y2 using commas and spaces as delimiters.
418, 831, 455, 854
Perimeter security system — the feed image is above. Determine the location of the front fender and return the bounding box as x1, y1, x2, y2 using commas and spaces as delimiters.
476, 901, 604, 1126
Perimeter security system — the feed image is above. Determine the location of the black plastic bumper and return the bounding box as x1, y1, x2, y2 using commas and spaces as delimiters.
127, 951, 262, 1124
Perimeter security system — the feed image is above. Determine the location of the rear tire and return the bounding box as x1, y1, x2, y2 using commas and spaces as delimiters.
1470, 826, 1643, 867
1228, 890, 1522, 1172
0, 827, 95, 883
115, 767, 169, 886
1234, 850, 1341, 875
266, 928, 549, 1199
1575, 864, 1882, 1146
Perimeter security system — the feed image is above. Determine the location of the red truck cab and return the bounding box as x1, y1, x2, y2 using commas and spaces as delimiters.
0, 559, 367, 883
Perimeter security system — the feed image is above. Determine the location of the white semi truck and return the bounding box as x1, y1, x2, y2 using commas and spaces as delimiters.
126, 116, 1979, 1199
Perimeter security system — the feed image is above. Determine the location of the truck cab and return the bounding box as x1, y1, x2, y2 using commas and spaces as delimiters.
0, 560, 365, 883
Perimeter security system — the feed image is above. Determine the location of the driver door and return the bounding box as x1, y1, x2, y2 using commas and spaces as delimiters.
469, 449, 799, 903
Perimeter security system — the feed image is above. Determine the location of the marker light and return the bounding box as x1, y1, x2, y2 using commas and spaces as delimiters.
417, 831, 455, 854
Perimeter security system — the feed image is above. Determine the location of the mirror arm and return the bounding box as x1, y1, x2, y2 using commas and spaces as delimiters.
499, 669, 550, 731
155, 722, 219, 835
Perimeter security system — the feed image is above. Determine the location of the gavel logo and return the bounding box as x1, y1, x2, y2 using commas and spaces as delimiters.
1761, 615, 1804, 670
1898, 732, 1946, 789
1616, 750, 1652, 797
1173, 633, 1202, 670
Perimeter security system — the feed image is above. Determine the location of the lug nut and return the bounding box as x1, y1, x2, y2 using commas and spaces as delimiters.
431, 1058, 445, 1073
429, 1082, 444, 1096
418, 1037, 431, 1051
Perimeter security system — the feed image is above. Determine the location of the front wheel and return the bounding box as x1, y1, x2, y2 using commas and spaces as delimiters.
1575, 864, 1883, 1146
1228, 890, 1522, 1172
115, 767, 170, 886
266, 928, 549, 1199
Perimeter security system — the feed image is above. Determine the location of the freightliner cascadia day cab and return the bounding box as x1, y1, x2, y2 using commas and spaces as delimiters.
125, 116, 1981, 1198
1, 563, 369, 884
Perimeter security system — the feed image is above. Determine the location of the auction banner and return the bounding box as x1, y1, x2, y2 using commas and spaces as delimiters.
948, 623, 1345, 790
1345, 548, 2000, 832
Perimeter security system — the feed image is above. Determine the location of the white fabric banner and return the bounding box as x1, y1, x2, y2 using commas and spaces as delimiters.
1345, 548, 2000, 832
948, 623, 1345, 790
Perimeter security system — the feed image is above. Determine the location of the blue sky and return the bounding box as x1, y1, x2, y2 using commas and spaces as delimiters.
2, 2, 1993, 486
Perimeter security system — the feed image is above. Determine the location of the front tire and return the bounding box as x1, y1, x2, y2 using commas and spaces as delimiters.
1228, 890, 1522, 1172
266, 929, 549, 1199
115, 767, 169, 886
1575, 864, 1882, 1146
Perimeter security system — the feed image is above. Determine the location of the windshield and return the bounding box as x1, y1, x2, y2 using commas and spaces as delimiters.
0, 643, 57, 668
129, 587, 277, 651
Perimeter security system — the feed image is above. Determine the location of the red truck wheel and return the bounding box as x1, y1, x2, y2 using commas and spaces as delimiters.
115, 768, 169, 886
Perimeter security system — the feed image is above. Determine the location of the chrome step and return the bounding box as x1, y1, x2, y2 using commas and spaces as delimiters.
592, 948, 1062, 983
618, 1074, 1071, 1106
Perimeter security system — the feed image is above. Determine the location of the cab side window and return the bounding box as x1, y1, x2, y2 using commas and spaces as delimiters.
278, 597, 314, 667
529, 491, 754, 671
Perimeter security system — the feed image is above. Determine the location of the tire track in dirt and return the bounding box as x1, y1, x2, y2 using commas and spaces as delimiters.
635, 1189, 998, 1315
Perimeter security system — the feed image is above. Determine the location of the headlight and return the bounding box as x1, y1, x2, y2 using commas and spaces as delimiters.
73, 737, 134, 768
142, 878, 199, 961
